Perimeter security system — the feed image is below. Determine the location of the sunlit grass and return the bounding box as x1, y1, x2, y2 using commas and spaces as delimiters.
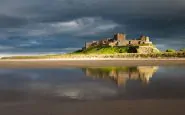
73, 46, 132, 54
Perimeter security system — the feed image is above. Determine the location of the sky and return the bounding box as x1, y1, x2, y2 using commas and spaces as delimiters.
0, 0, 185, 55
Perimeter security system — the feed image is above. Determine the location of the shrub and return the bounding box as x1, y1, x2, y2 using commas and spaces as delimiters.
180, 48, 185, 52
166, 49, 176, 52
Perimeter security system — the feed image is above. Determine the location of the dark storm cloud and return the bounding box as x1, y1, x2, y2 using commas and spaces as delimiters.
0, 0, 185, 52
0, 14, 27, 28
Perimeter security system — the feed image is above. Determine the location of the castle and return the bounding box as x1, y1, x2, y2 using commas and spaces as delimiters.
85, 33, 153, 49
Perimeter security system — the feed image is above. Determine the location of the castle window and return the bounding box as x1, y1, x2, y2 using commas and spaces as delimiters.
138, 41, 141, 44
129, 41, 131, 44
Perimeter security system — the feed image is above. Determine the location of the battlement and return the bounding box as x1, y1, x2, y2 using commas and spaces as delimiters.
85, 33, 152, 49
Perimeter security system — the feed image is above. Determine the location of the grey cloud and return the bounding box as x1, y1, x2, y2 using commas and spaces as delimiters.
2, 0, 185, 22
0, 0, 185, 52
155, 37, 185, 50
1, 0, 185, 28
0, 17, 119, 38
0, 14, 27, 28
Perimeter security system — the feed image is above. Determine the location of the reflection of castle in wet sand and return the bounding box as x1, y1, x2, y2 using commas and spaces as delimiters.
82, 66, 159, 86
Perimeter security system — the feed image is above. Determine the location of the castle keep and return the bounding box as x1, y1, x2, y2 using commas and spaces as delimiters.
85, 33, 153, 49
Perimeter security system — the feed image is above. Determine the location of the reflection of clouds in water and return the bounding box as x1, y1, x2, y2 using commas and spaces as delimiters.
0, 69, 18, 74
54, 83, 118, 100
27, 82, 118, 100
0, 67, 159, 100
155, 66, 185, 77
0, 69, 40, 80
0, 69, 119, 100
0, 66, 185, 101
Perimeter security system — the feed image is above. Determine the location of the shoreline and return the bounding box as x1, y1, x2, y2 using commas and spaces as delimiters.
1, 57, 185, 61
0, 58, 185, 68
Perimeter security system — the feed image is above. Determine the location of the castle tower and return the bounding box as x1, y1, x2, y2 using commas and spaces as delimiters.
114, 33, 126, 42
140, 35, 150, 42
145, 36, 150, 42
139, 35, 147, 41
85, 42, 91, 49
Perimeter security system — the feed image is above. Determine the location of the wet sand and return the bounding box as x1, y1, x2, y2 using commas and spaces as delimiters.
1, 59, 185, 115
0, 59, 185, 68
1, 100, 185, 115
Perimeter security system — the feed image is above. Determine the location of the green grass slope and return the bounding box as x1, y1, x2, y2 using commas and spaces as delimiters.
73, 46, 138, 54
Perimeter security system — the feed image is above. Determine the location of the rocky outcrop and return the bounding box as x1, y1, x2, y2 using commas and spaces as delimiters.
137, 46, 160, 54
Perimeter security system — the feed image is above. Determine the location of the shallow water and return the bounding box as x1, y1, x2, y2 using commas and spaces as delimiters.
0, 66, 185, 103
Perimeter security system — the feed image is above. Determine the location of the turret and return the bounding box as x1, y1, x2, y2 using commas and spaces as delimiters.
113, 33, 126, 42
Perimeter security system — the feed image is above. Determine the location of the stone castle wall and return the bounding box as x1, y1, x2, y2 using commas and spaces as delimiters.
85, 33, 153, 49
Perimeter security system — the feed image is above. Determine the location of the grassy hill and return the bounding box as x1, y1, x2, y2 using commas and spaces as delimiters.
72, 45, 160, 54
73, 46, 138, 54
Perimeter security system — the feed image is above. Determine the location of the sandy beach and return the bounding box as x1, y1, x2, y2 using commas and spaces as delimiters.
0, 99, 185, 115
0, 58, 185, 68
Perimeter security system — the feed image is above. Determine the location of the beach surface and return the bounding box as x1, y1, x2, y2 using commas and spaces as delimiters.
0, 99, 185, 115
0, 58, 185, 68
0, 58, 185, 115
